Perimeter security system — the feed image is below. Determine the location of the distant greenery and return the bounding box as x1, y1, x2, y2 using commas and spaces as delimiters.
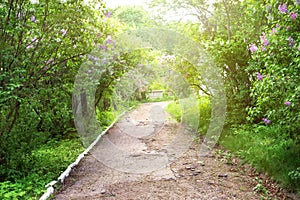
112, 5, 154, 29
166, 96, 211, 133
166, 100, 182, 122
149, 82, 166, 90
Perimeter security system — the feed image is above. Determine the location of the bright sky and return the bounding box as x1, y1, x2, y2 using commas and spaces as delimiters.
104, 0, 149, 8
104, 0, 216, 8
104, 0, 216, 22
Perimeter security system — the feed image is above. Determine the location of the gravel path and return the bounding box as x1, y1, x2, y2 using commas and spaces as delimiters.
54, 102, 296, 200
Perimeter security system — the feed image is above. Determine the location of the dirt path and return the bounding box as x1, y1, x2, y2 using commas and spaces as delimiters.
54, 102, 295, 200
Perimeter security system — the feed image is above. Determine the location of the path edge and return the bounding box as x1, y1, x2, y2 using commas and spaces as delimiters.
39, 107, 134, 200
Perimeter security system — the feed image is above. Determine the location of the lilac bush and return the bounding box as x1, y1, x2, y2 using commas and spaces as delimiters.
247, 0, 300, 138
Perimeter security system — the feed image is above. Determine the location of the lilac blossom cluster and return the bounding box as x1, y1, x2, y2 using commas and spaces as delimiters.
249, 2, 299, 54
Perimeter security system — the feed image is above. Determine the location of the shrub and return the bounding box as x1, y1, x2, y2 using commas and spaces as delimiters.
166, 96, 211, 134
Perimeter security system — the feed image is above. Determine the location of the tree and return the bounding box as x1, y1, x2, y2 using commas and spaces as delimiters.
112, 6, 154, 29
0, 0, 107, 179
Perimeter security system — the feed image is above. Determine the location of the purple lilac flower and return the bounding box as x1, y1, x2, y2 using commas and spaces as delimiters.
26, 44, 33, 49
278, 3, 288, 13
284, 101, 291, 106
262, 118, 271, 124
298, 46, 300, 51
31, 36, 38, 43
267, 5, 272, 12
290, 12, 297, 20
261, 46, 267, 51
249, 44, 258, 53
257, 72, 263, 80
276, 24, 280, 28
89, 55, 99, 61
102, 58, 107, 63
99, 45, 107, 50
286, 26, 290, 31
30, 15, 36, 22
267, 14, 274, 21
296, 0, 300, 5
105, 35, 115, 44
272, 28, 277, 34
45, 58, 54, 65
105, 11, 112, 18
260, 32, 269, 46
61, 29, 67, 36
288, 36, 295, 46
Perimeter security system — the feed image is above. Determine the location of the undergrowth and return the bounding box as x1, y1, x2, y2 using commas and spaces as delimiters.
0, 139, 85, 200
220, 125, 300, 194
165, 96, 211, 134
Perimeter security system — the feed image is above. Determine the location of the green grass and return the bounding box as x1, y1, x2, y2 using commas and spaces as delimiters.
165, 96, 211, 133
0, 138, 85, 200
165, 100, 182, 122
220, 125, 300, 193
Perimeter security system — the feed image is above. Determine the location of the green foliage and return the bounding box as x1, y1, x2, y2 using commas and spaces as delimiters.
0, 139, 84, 199
166, 96, 211, 133
0, 1, 119, 198
0, 0, 107, 175
204, 0, 268, 126
113, 6, 153, 29
288, 167, 300, 184
247, 1, 300, 139
166, 101, 182, 122
198, 96, 211, 134
221, 125, 300, 192
149, 82, 166, 90
144, 96, 174, 103
253, 178, 269, 198
148, 0, 210, 24
97, 110, 115, 129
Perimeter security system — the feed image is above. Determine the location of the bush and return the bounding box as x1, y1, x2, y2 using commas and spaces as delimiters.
198, 96, 211, 134
166, 100, 182, 122
247, 1, 300, 140
165, 96, 211, 134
